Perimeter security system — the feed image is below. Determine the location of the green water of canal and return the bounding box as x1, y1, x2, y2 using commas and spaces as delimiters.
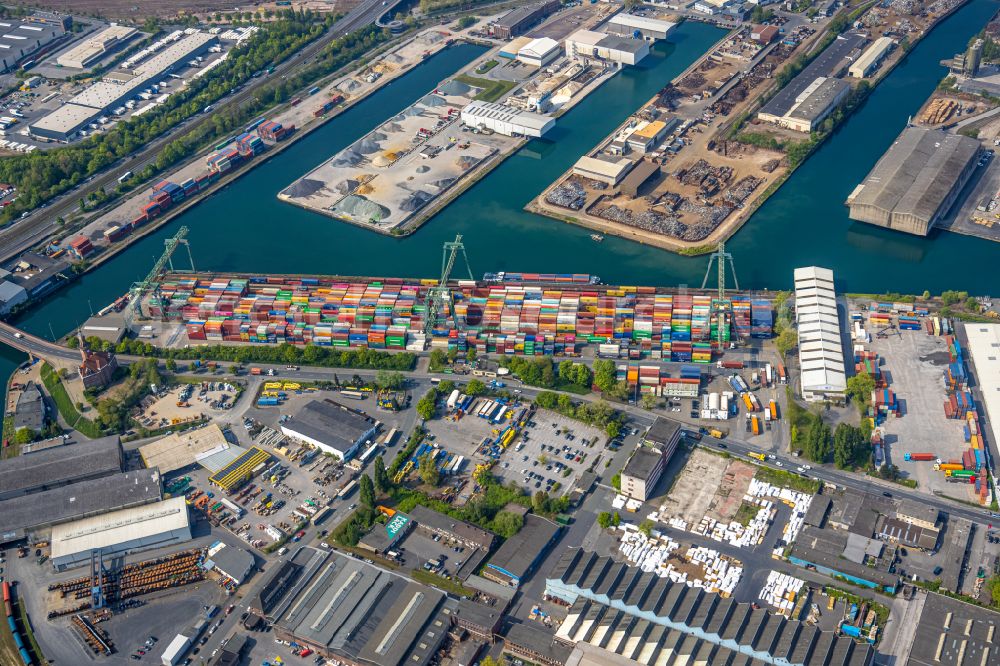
4, 3, 998, 379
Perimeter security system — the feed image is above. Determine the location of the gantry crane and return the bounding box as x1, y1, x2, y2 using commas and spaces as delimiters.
125, 226, 195, 328
701, 241, 740, 347
424, 234, 473, 337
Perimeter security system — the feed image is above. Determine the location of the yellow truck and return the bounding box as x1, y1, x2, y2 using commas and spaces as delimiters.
748, 452, 767, 461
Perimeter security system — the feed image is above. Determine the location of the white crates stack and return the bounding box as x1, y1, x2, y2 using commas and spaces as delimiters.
759, 570, 805, 615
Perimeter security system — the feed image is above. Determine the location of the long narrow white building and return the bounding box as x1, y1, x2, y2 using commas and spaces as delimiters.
793, 266, 846, 402
460, 101, 554, 138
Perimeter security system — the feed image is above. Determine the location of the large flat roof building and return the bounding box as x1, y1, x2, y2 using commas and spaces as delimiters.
484, 514, 560, 587
0, 434, 122, 501
846, 127, 981, 236
0, 467, 162, 544
758, 31, 866, 120
906, 592, 1000, 666
139, 423, 230, 474
0, 17, 68, 74
268, 549, 450, 666
620, 447, 668, 502
565, 29, 650, 66
606, 14, 677, 41
794, 266, 847, 402
49, 496, 191, 569
849, 36, 894, 78
56, 24, 138, 69
547, 549, 874, 666
280, 399, 379, 460
770, 76, 851, 133
31, 30, 216, 141
461, 100, 555, 138
492, 0, 560, 39
572, 155, 635, 186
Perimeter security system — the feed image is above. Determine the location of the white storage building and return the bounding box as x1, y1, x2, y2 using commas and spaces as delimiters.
565, 29, 650, 66
606, 14, 677, 40
461, 101, 555, 138
793, 266, 846, 403
49, 497, 192, 570
962, 324, 1000, 457
517, 37, 560, 67
56, 24, 138, 69
572, 155, 635, 186
849, 36, 894, 78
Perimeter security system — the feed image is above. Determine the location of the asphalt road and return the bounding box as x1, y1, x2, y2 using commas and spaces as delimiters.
0, 0, 405, 263
0, 321, 79, 362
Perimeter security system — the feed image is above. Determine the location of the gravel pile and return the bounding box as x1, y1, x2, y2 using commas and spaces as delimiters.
282, 178, 326, 198
399, 190, 434, 212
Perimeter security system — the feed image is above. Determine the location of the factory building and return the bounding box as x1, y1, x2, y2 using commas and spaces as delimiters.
789, 526, 899, 593
962, 324, 1000, 466
491, 0, 560, 40
30, 30, 216, 142
758, 31, 866, 124
49, 496, 191, 570
846, 127, 980, 236
619, 159, 660, 199
0, 468, 163, 544
620, 418, 683, 503
280, 399, 379, 460
461, 100, 555, 138
547, 549, 874, 665
517, 37, 560, 67
758, 76, 851, 133
908, 593, 1000, 666
204, 541, 255, 585
483, 515, 560, 587
0, 17, 68, 74
565, 29, 650, 66
605, 14, 677, 41
625, 118, 676, 153
139, 423, 231, 474
265, 547, 451, 666
208, 446, 271, 492
572, 155, 635, 186
751, 24, 779, 45
794, 266, 846, 403
0, 434, 122, 501
848, 36, 894, 78
56, 24, 138, 68
0, 279, 27, 314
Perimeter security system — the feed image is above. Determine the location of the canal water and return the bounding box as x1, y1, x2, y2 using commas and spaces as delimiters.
3, 3, 998, 378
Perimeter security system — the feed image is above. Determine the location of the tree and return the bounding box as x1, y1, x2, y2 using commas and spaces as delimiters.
611, 511, 621, 527
640, 394, 660, 410
598, 512, 614, 529
165, 358, 177, 372
359, 474, 375, 508
532, 490, 550, 513
803, 419, 831, 463
465, 379, 487, 396
775, 328, 798, 357
966, 296, 981, 312
846, 373, 875, 408
610, 472, 621, 491
374, 455, 390, 493
416, 389, 438, 421
921, 290, 931, 300
375, 369, 405, 390
428, 348, 446, 371
229, 364, 239, 375
593, 359, 617, 392
491, 511, 523, 538
13, 428, 35, 445
466, 349, 476, 362
833, 422, 865, 470
418, 452, 440, 486
638, 519, 654, 537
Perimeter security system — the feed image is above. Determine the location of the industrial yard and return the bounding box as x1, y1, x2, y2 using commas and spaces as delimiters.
532, 21, 802, 250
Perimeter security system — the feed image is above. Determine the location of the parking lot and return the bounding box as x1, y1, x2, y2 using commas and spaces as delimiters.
493, 410, 603, 496
868, 328, 973, 497
394, 529, 488, 581
136, 381, 241, 429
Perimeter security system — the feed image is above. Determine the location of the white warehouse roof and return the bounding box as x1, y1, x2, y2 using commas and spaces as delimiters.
608, 13, 677, 34
793, 266, 846, 399
519, 37, 559, 59
461, 100, 554, 135
50, 496, 190, 562
962, 324, 1000, 452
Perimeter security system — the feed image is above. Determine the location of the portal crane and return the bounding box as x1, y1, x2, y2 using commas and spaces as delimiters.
125, 226, 195, 328
423, 235, 473, 338
700, 241, 739, 347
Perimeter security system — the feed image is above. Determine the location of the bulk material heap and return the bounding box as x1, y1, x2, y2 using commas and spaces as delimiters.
759, 570, 806, 616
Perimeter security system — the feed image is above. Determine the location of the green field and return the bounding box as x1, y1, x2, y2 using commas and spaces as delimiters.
456, 74, 517, 102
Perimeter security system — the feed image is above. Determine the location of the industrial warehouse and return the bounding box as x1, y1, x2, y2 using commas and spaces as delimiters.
460, 101, 555, 138
0, 434, 123, 501
30, 30, 216, 141
0, 14, 70, 73
138, 423, 232, 474
483, 515, 561, 587
265, 547, 451, 666
279, 399, 379, 460
48, 496, 192, 570
55, 23, 138, 69
546, 550, 875, 665
846, 127, 982, 236
757, 32, 866, 131
565, 29, 650, 66
793, 266, 846, 403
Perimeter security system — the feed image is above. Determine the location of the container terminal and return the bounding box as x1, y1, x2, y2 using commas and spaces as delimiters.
277, 5, 654, 235
101, 270, 777, 363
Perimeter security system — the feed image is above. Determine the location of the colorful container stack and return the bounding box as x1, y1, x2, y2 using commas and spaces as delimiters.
869, 311, 891, 328
236, 132, 265, 157
898, 316, 921, 331
871, 388, 898, 416
206, 147, 244, 173
751, 300, 773, 338
257, 120, 293, 142
854, 351, 882, 387
161, 275, 772, 356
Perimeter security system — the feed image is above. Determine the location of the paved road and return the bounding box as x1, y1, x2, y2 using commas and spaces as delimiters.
0, 0, 405, 263
0, 321, 79, 362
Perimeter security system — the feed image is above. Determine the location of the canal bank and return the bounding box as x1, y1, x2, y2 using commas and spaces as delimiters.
1, 5, 999, 391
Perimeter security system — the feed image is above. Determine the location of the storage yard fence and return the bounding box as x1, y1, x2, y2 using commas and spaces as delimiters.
152, 274, 775, 357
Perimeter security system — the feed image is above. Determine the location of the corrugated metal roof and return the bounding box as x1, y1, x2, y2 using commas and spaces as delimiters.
50, 496, 189, 560
140, 423, 230, 474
